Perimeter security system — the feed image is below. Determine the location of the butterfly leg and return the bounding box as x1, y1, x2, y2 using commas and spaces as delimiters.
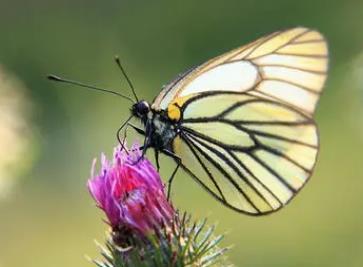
126, 123, 145, 136
167, 163, 180, 200
161, 149, 182, 200
116, 116, 134, 153
126, 121, 150, 165
116, 122, 146, 155
154, 149, 160, 172
131, 135, 151, 165
119, 123, 145, 145
121, 123, 146, 154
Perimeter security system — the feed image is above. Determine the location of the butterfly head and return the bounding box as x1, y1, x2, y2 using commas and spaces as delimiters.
131, 100, 150, 118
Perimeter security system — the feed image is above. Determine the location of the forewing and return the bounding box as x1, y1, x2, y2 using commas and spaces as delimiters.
153, 27, 328, 116
172, 93, 318, 214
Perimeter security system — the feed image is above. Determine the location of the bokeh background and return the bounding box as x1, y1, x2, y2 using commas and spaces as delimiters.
0, 0, 363, 266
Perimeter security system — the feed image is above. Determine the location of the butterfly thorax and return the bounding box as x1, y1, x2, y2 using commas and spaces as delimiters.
131, 100, 178, 150
148, 111, 178, 149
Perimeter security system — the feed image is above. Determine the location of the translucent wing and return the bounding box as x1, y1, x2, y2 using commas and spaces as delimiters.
172, 93, 318, 214
153, 27, 328, 116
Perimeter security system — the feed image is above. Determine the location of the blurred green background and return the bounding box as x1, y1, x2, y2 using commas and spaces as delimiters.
0, 0, 363, 266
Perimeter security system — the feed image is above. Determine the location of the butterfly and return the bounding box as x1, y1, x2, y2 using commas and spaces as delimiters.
50, 27, 328, 215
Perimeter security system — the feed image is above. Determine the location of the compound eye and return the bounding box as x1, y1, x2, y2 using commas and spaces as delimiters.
137, 101, 149, 115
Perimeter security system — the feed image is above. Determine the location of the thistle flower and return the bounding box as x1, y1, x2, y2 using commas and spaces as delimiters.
88, 144, 174, 238
88, 144, 230, 267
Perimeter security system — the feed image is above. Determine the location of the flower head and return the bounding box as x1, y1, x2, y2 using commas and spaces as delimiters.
88, 144, 174, 237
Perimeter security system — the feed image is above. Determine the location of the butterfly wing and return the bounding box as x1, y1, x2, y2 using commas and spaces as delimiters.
172, 93, 318, 214
152, 27, 328, 116
154, 27, 328, 214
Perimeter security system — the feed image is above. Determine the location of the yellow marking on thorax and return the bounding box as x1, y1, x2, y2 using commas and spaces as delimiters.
167, 104, 182, 121
167, 94, 196, 121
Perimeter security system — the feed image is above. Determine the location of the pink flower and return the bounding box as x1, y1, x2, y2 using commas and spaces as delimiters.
87, 144, 174, 236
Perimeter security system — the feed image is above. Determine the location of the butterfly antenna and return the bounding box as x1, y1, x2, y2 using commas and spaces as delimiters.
47, 74, 135, 103
114, 55, 139, 102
